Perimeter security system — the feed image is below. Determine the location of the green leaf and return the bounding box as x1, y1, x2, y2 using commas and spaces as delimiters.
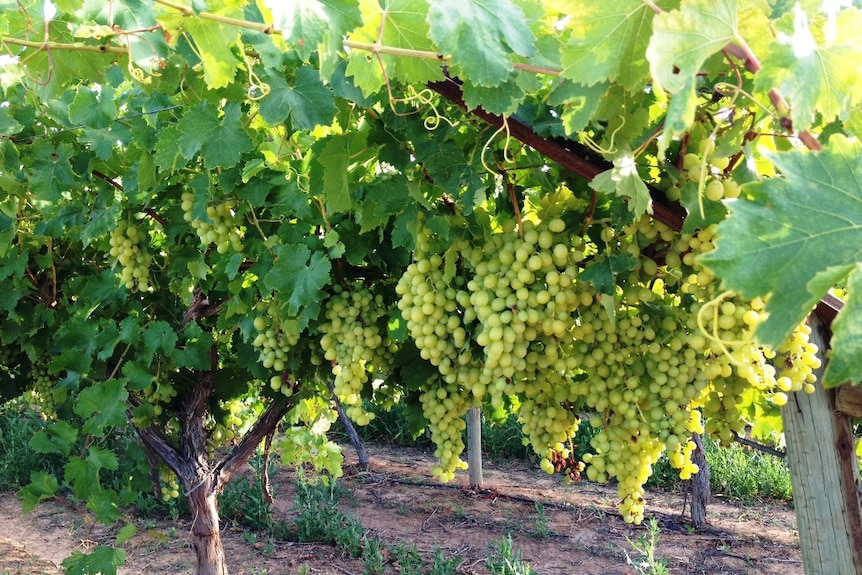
657, 75, 698, 159
175, 102, 254, 169
345, 0, 443, 94
580, 253, 638, 295
29, 140, 77, 203
822, 264, 862, 387
559, 0, 656, 89
29, 421, 78, 457
180, 16, 241, 89
754, 7, 862, 132
427, 0, 535, 86
20, 471, 59, 512
142, 320, 179, 358
263, 244, 332, 327
646, 0, 740, 94
460, 76, 525, 116
88, 446, 119, 471
589, 155, 651, 217
0, 106, 24, 136
356, 176, 411, 233
74, 379, 129, 435
87, 489, 122, 524
699, 136, 862, 384
69, 85, 117, 129
62, 545, 126, 575
264, 0, 361, 65
318, 132, 367, 213
679, 180, 728, 234
115, 523, 138, 546
259, 66, 337, 130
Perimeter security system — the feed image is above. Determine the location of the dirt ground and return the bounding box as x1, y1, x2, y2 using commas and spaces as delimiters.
0, 443, 802, 575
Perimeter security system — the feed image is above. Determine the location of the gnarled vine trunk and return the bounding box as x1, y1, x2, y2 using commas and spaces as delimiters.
132, 344, 294, 575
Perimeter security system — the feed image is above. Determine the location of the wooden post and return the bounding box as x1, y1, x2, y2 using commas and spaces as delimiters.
467, 407, 483, 489
780, 314, 862, 575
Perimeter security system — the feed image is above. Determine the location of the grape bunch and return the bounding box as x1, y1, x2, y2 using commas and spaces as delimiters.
251, 297, 300, 397
108, 220, 153, 292
140, 369, 177, 418
419, 378, 471, 482
320, 282, 394, 426
26, 361, 57, 418
680, 138, 740, 202
160, 467, 181, 502
181, 192, 244, 253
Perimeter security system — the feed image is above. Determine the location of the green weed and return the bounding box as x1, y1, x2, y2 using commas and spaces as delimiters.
487, 534, 533, 575
623, 517, 669, 575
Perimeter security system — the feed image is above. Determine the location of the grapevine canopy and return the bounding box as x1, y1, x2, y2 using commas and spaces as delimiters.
0, 0, 861, 535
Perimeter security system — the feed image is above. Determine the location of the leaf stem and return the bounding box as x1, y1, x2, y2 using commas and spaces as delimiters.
1, 37, 126, 54
152, 0, 274, 34
343, 40, 562, 77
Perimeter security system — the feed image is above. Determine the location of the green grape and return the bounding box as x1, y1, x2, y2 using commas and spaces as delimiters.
108, 220, 153, 292
160, 467, 181, 502
27, 361, 57, 418
251, 297, 300, 393
319, 282, 393, 426
419, 378, 471, 482
181, 192, 244, 253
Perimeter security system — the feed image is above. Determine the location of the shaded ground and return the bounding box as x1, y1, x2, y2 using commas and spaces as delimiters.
0, 443, 802, 574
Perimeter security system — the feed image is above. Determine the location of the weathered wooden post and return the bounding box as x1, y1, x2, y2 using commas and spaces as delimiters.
780, 314, 862, 574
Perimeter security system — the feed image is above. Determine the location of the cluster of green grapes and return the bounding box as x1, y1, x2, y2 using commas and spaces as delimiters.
160, 467, 181, 502
670, 224, 820, 443
320, 282, 395, 426
209, 398, 250, 448
251, 297, 300, 396
27, 361, 56, 418
181, 192, 244, 253
679, 138, 740, 202
397, 198, 822, 524
397, 211, 591, 479
108, 220, 153, 292
140, 370, 177, 417
419, 377, 471, 482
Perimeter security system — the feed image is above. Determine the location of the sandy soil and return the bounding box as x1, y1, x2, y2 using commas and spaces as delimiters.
0, 443, 802, 575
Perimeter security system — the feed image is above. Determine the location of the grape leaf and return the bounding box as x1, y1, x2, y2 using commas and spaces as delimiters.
822, 263, 862, 387
29, 421, 78, 458
345, 0, 443, 95
580, 253, 638, 295
646, 0, 740, 94
264, 0, 361, 67
74, 379, 129, 435
356, 176, 411, 233
754, 7, 862, 132
142, 320, 179, 358
177, 15, 241, 89
175, 102, 253, 169
559, 0, 656, 90
427, 0, 535, 87
0, 106, 24, 136
69, 85, 117, 129
20, 471, 59, 512
699, 136, 862, 386
263, 244, 332, 328
259, 66, 337, 130
317, 132, 367, 213
589, 155, 651, 218
62, 546, 126, 575
657, 75, 698, 159
87, 489, 121, 524
461, 76, 525, 116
